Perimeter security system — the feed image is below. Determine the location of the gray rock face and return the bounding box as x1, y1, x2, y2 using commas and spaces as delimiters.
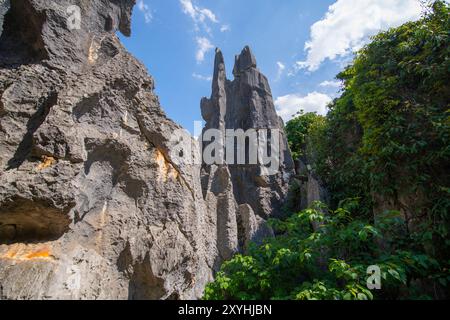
202, 165, 239, 266
297, 160, 329, 210
0, 0, 216, 300
0, 1, 294, 300
239, 204, 274, 251
201, 47, 295, 260
0, 0, 9, 37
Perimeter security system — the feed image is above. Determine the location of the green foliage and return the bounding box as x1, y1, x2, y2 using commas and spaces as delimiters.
204, 201, 448, 300
204, 1, 450, 301
285, 111, 326, 160
311, 0, 450, 255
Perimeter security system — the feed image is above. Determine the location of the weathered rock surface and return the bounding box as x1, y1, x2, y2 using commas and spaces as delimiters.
200, 47, 295, 260
297, 159, 329, 210
0, 1, 295, 300
0, 0, 9, 36
238, 204, 274, 251
0, 0, 216, 300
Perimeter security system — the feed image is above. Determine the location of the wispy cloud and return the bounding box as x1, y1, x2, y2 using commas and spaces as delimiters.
275, 61, 286, 81
192, 73, 212, 81
275, 92, 332, 122
319, 80, 342, 88
297, 0, 423, 72
180, 1, 227, 64
195, 37, 214, 63
220, 24, 230, 32
137, 0, 153, 24
180, 0, 218, 33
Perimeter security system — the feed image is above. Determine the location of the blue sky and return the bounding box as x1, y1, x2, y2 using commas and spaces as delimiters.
120, 0, 425, 132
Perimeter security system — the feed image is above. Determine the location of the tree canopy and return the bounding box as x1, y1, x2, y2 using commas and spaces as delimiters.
204, 1, 450, 300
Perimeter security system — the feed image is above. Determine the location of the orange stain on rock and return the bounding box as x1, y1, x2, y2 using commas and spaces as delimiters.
155, 149, 179, 182
26, 248, 51, 259
5, 249, 18, 259
0, 244, 53, 261
37, 156, 57, 170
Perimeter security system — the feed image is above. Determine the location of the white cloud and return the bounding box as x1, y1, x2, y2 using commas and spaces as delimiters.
137, 0, 153, 24
220, 24, 230, 32
319, 80, 342, 88
195, 37, 214, 63
275, 92, 332, 121
192, 73, 212, 81
180, 1, 227, 64
180, 0, 218, 33
198, 8, 218, 23
275, 61, 286, 81
298, 0, 423, 71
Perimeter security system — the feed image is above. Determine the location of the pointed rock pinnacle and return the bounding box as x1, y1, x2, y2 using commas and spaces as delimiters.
233, 46, 257, 77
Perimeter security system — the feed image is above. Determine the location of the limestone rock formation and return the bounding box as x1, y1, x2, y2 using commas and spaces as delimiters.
200, 47, 295, 260
0, 0, 295, 300
0, 0, 215, 300
238, 204, 274, 251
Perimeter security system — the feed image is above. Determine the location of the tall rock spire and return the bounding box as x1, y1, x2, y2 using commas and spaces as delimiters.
201, 48, 227, 133
212, 48, 226, 93
201, 46, 295, 264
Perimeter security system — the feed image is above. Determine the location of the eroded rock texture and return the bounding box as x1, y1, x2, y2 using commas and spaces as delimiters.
0, 0, 215, 300
201, 47, 295, 263
0, 0, 294, 300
